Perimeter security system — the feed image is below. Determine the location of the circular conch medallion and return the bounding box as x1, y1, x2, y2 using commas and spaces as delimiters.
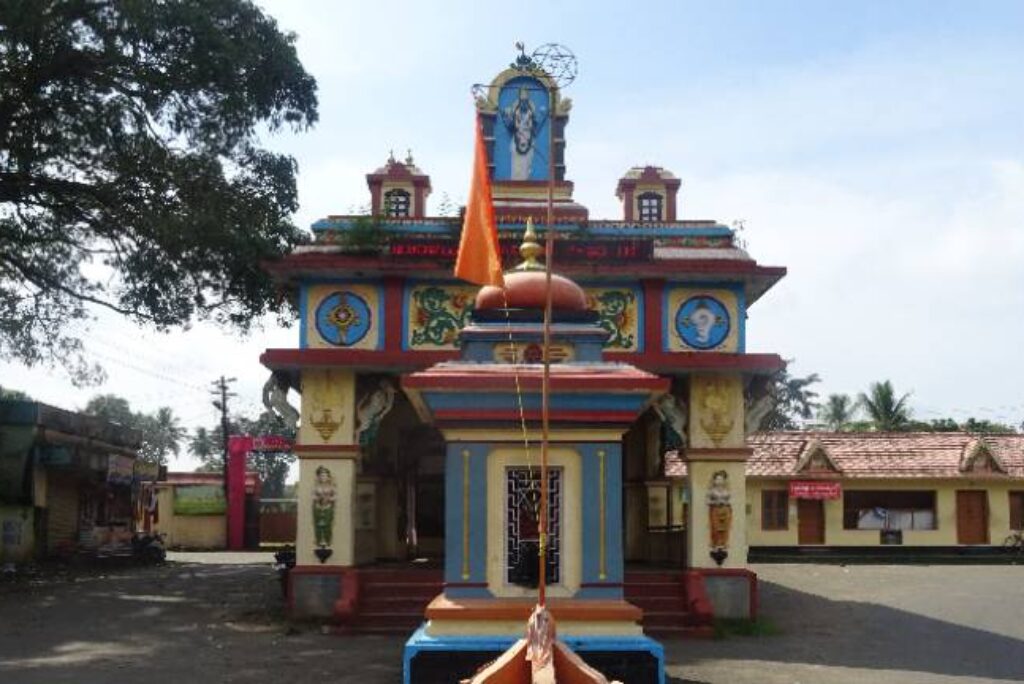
675, 296, 730, 350
315, 291, 371, 346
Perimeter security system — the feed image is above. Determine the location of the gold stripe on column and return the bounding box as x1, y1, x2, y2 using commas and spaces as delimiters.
461, 449, 471, 580
598, 449, 607, 580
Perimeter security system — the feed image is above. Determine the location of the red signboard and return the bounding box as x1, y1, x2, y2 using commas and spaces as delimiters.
250, 435, 292, 452
388, 238, 653, 264
789, 481, 842, 500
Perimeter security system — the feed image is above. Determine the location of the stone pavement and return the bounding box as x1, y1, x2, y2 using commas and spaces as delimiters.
0, 554, 1022, 683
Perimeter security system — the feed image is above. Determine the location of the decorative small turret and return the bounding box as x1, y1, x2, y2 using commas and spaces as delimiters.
615, 165, 681, 222
366, 151, 431, 218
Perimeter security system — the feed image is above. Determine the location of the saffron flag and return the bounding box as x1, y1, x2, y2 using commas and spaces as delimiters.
454, 116, 505, 287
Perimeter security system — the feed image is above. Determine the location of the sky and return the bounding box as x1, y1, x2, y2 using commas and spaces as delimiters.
2, 0, 1024, 473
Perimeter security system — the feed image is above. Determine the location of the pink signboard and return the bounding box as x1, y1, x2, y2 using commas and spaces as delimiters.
789, 481, 842, 500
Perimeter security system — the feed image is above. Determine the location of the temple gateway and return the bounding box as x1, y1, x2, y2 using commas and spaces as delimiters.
260, 56, 786, 683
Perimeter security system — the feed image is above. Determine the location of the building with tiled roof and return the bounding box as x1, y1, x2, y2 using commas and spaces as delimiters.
664, 432, 1024, 552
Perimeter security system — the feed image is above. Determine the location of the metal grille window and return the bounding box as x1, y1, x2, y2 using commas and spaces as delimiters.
384, 189, 411, 217
761, 490, 789, 530
506, 467, 561, 586
638, 192, 663, 222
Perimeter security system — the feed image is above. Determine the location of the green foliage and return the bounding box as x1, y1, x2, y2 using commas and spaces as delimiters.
342, 215, 387, 251
926, 418, 960, 432
82, 394, 185, 464
962, 417, 1017, 434
190, 409, 295, 497
0, 0, 318, 380
759, 367, 821, 431
0, 385, 31, 400
858, 380, 912, 432
818, 393, 859, 431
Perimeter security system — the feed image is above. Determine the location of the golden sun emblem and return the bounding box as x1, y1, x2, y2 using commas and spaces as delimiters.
328, 301, 359, 339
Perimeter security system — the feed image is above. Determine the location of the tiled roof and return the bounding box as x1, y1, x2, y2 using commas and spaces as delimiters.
664, 432, 1024, 480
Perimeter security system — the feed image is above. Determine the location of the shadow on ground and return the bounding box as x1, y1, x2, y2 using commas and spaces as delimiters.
666, 579, 1024, 682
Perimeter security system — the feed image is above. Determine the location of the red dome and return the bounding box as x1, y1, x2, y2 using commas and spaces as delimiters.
475, 270, 588, 312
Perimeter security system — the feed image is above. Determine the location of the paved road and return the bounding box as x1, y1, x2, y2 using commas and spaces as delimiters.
1, 555, 1022, 683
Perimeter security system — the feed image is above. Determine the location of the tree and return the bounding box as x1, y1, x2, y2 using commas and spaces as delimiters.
757, 367, 821, 431
0, 385, 31, 400
137, 406, 187, 463
962, 417, 1017, 434
190, 409, 295, 497
0, 1, 318, 380
859, 381, 912, 432
82, 394, 185, 464
818, 393, 858, 431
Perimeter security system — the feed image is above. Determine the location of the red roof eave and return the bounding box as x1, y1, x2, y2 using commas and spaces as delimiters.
264, 253, 786, 282
260, 348, 784, 377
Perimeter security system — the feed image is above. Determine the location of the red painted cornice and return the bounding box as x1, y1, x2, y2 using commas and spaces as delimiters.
261, 348, 784, 376
265, 253, 786, 281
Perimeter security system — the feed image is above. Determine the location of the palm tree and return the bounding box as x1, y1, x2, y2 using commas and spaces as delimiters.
139, 407, 187, 464
819, 393, 858, 431
858, 381, 912, 432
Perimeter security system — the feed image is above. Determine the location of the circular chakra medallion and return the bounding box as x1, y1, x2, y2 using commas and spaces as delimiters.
315, 291, 372, 346
675, 296, 730, 350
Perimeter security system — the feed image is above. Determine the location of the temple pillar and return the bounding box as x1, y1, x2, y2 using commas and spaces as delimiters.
290, 368, 360, 618
683, 373, 755, 619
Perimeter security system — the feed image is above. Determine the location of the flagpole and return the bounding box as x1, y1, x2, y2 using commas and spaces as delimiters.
538, 81, 556, 609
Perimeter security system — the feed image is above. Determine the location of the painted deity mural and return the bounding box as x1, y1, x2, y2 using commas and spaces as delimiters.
494, 76, 551, 182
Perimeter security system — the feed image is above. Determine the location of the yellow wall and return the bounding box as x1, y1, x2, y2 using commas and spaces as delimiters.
152, 488, 226, 549
747, 478, 1022, 547
486, 446, 581, 598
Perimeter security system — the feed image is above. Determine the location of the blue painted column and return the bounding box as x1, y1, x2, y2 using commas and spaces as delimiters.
444, 443, 491, 598
578, 443, 624, 598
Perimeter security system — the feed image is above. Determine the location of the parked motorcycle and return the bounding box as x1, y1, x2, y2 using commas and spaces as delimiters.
131, 532, 166, 564
273, 546, 296, 596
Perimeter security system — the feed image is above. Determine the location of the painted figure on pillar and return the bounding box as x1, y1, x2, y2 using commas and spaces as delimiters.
653, 393, 687, 451
501, 85, 548, 180
312, 466, 336, 562
355, 378, 397, 448
707, 470, 732, 566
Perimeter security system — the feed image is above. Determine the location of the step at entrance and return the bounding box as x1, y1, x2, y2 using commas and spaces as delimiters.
338, 567, 442, 634
625, 570, 714, 639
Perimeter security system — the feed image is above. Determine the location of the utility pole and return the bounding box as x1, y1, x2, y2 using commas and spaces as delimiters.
210, 376, 237, 493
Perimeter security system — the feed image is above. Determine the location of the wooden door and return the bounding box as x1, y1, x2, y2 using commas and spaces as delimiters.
956, 491, 989, 544
797, 499, 825, 545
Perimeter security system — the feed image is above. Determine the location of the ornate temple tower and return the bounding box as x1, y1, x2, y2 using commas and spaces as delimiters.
615, 166, 682, 222
259, 49, 787, 671
366, 151, 432, 218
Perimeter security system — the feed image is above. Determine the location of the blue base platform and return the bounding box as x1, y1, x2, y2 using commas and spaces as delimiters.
403, 625, 665, 684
